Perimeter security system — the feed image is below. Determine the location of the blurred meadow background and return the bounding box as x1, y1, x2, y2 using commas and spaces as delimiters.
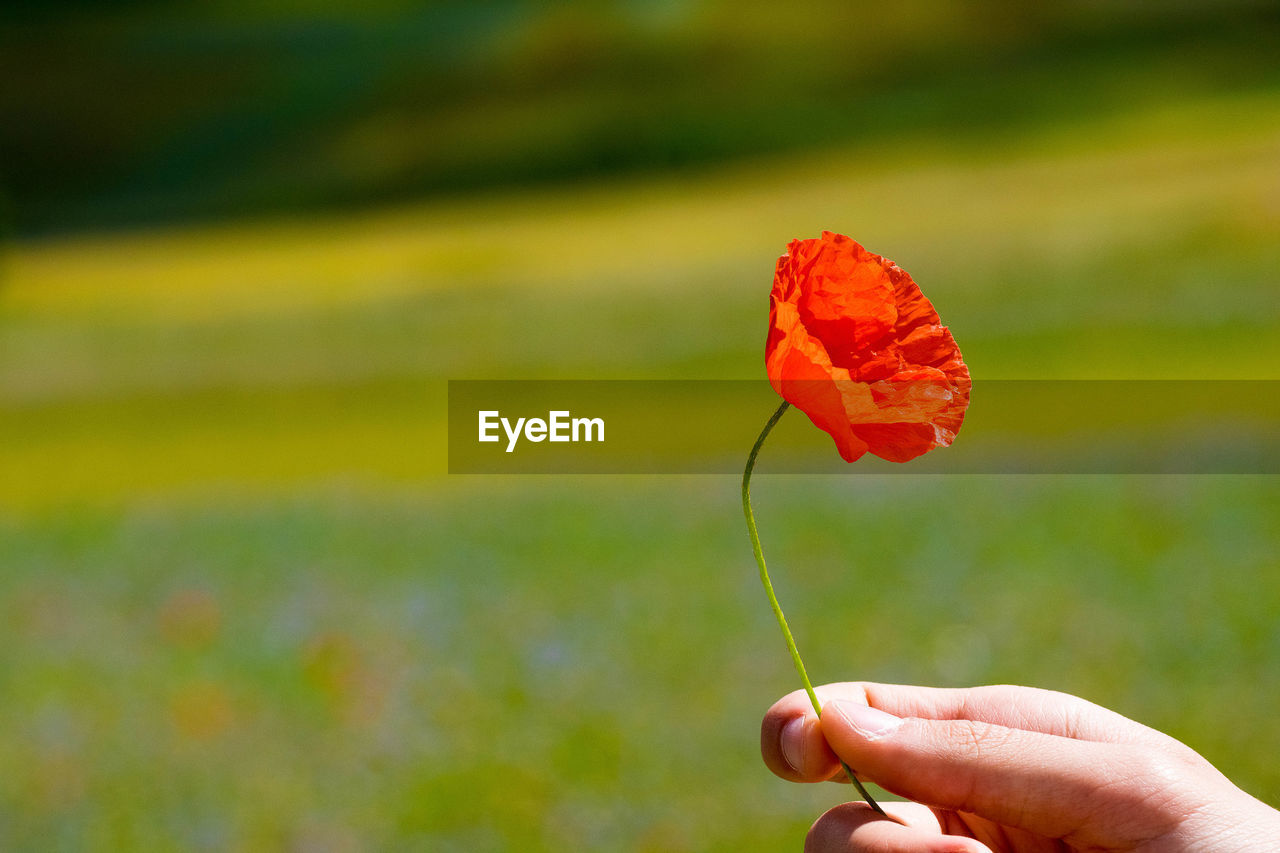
2, 1, 1280, 850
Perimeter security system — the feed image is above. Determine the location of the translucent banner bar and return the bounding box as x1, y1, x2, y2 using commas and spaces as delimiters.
448, 380, 1280, 474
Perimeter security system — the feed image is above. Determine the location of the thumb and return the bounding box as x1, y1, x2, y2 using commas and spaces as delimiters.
820, 698, 1186, 845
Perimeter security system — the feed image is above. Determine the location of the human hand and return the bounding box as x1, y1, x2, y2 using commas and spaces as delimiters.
761, 683, 1280, 852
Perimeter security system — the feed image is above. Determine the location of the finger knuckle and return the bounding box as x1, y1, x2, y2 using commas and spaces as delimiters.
948, 718, 1016, 759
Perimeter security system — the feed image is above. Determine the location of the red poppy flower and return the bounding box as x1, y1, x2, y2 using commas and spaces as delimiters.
765, 231, 970, 463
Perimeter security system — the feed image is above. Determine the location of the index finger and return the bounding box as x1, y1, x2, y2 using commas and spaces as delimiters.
841, 683, 1176, 748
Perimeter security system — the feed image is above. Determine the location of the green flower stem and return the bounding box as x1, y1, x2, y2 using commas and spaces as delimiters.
742, 400, 886, 816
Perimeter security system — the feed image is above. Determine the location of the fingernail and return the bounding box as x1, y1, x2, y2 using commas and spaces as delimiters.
780, 717, 807, 772
828, 700, 903, 740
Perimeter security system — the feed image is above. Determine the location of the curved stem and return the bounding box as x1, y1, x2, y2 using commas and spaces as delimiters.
743, 400, 886, 816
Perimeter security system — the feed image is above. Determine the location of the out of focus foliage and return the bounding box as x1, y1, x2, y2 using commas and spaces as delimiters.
2, 4, 1279, 850
3, 0, 1278, 233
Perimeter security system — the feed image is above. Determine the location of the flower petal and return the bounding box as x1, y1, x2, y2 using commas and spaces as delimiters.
765, 233, 969, 463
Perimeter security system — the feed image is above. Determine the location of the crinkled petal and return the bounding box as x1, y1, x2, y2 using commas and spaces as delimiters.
765, 232, 970, 464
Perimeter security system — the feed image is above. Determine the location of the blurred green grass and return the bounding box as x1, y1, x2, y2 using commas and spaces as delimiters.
1, 478, 1277, 851
1, 89, 1279, 850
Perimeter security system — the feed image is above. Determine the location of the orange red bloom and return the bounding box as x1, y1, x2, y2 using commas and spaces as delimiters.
766, 231, 970, 462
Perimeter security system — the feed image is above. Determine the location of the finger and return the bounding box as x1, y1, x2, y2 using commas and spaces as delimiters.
806, 802, 991, 853
762, 690, 843, 782
816, 682, 1176, 748
819, 699, 1191, 845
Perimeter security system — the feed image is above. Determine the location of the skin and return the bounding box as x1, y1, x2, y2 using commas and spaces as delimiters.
761, 682, 1280, 853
